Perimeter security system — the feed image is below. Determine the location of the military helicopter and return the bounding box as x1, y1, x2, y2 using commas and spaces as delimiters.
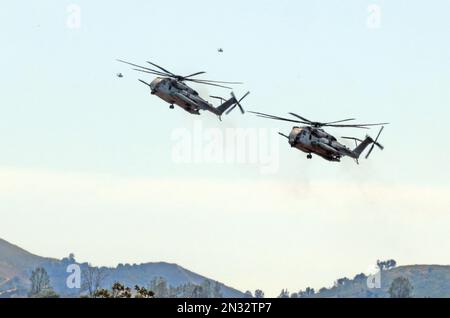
117, 59, 249, 119
116, 73, 124, 78
218, 48, 224, 53
249, 111, 388, 163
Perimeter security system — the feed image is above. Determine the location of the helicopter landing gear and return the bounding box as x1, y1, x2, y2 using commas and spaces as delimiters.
307, 154, 312, 159
169, 104, 174, 109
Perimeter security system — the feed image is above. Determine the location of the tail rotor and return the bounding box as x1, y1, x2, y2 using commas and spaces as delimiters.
226, 91, 250, 115
365, 126, 385, 159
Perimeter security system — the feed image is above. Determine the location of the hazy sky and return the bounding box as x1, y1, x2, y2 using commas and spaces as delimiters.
1, 0, 450, 296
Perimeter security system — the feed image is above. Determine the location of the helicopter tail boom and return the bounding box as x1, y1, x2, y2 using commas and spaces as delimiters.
212, 91, 250, 116
352, 137, 374, 159
352, 126, 385, 159
212, 96, 236, 115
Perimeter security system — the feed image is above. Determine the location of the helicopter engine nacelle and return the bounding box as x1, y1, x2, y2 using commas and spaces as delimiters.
313, 130, 330, 139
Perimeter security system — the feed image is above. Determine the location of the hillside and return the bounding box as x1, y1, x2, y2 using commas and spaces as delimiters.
0, 239, 55, 269
0, 239, 60, 296
3, 238, 450, 298
0, 238, 244, 298
309, 265, 450, 298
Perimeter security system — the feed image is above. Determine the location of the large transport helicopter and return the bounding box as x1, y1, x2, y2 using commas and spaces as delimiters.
118, 59, 249, 119
249, 111, 388, 163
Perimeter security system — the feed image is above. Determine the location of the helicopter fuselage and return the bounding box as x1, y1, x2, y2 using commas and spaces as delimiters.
118, 59, 247, 117
149, 77, 214, 115
288, 126, 355, 162
249, 110, 386, 163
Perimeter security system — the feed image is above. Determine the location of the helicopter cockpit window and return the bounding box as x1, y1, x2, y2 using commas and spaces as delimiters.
300, 131, 307, 138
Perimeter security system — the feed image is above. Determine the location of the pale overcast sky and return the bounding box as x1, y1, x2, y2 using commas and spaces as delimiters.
1, 0, 450, 296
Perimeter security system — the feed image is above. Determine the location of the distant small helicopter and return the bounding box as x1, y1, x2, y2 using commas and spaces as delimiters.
218, 48, 224, 53
118, 59, 249, 118
116, 73, 124, 78
250, 111, 388, 163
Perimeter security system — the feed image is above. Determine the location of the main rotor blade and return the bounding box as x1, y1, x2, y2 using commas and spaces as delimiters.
250, 111, 297, 121
117, 59, 169, 76
325, 122, 388, 129
138, 79, 151, 87
288, 112, 313, 123
347, 122, 389, 127
325, 118, 356, 125
133, 68, 168, 77
183, 71, 207, 78
186, 79, 232, 89
191, 79, 243, 85
146, 61, 175, 76
325, 124, 370, 129
248, 111, 309, 125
